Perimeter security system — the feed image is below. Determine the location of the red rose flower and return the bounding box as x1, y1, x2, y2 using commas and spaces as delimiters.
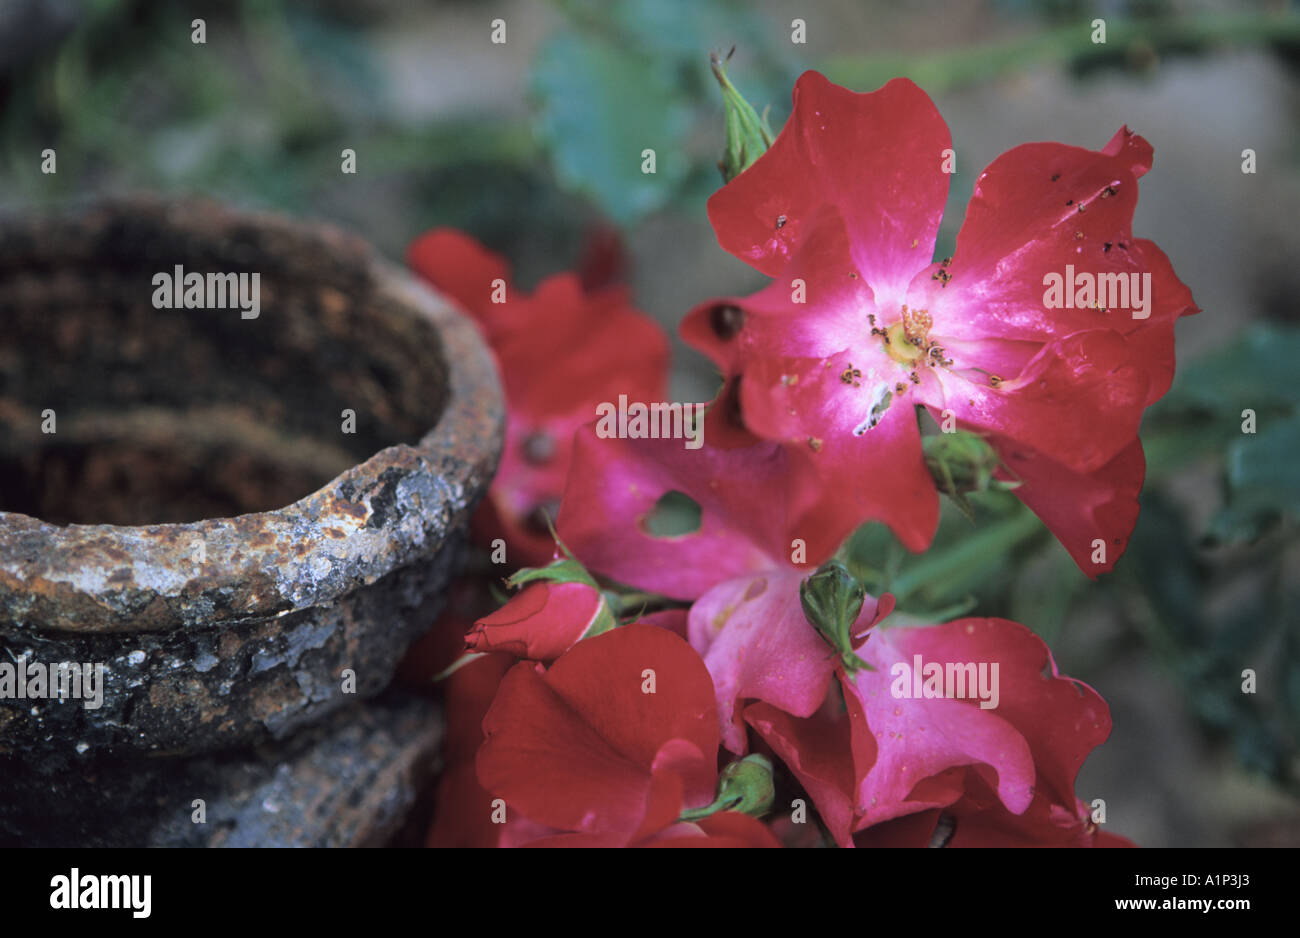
853, 786, 1135, 848
558, 426, 1119, 845
475, 624, 779, 847
425, 651, 516, 848
557, 409, 830, 600
742, 612, 1117, 845
466, 579, 612, 663
683, 71, 1197, 574
408, 228, 670, 567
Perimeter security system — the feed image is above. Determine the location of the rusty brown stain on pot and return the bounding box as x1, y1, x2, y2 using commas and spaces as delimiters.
218, 630, 244, 659
332, 501, 369, 521
250, 673, 302, 725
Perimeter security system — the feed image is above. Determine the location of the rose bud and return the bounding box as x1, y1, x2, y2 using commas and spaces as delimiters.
465, 580, 614, 663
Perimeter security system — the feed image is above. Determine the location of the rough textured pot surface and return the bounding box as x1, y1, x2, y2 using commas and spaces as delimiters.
0, 197, 503, 756
0, 693, 444, 848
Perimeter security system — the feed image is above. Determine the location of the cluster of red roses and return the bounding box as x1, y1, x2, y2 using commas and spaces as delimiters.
406, 72, 1196, 847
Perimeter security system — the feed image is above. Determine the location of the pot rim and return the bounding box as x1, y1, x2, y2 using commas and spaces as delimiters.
0, 196, 504, 635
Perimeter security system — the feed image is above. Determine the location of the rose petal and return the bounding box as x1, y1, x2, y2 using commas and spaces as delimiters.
477, 626, 719, 835
688, 569, 841, 752
709, 71, 950, 307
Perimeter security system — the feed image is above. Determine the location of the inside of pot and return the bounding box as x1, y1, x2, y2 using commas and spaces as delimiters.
0, 201, 450, 525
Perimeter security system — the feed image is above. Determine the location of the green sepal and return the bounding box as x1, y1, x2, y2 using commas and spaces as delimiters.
800, 559, 874, 673
581, 596, 619, 640
712, 48, 775, 183
679, 754, 775, 821
506, 557, 599, 590
923, 430, 1020, 520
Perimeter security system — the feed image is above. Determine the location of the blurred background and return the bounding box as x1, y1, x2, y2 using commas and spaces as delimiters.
2, 0, 1297, 846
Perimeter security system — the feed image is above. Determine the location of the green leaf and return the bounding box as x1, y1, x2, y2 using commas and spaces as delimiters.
532, 33, 692, 224
1160, 324, 1300, 414
506, 557, 598, 590
1141, 323, 1300, 482
1206, 413, 1300, 542
562, 0, 770, 64
1227, 414, 1300, 507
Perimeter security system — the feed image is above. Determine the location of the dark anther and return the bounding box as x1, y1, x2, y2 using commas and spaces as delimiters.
711, 304, 745, 339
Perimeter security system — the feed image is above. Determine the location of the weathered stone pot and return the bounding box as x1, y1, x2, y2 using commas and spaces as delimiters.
1, 692, 445, 847
0, 197, 503, 760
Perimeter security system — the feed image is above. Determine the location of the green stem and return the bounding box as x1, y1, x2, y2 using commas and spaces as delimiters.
678, 793, 741, 823
889, 507, 1044, 602
823, 12, 1300, 94
609, 590, 692, 618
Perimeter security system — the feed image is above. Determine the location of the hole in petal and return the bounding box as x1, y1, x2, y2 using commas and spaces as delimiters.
641, 490, 702, 538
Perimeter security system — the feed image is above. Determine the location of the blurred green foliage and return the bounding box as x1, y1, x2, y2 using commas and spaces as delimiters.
531, 0, 797, 223
532, 32, 692, 223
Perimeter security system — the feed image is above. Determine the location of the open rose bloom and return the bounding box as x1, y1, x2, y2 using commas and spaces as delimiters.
684, 72, 1197, 574
418, 69, 1195, 849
